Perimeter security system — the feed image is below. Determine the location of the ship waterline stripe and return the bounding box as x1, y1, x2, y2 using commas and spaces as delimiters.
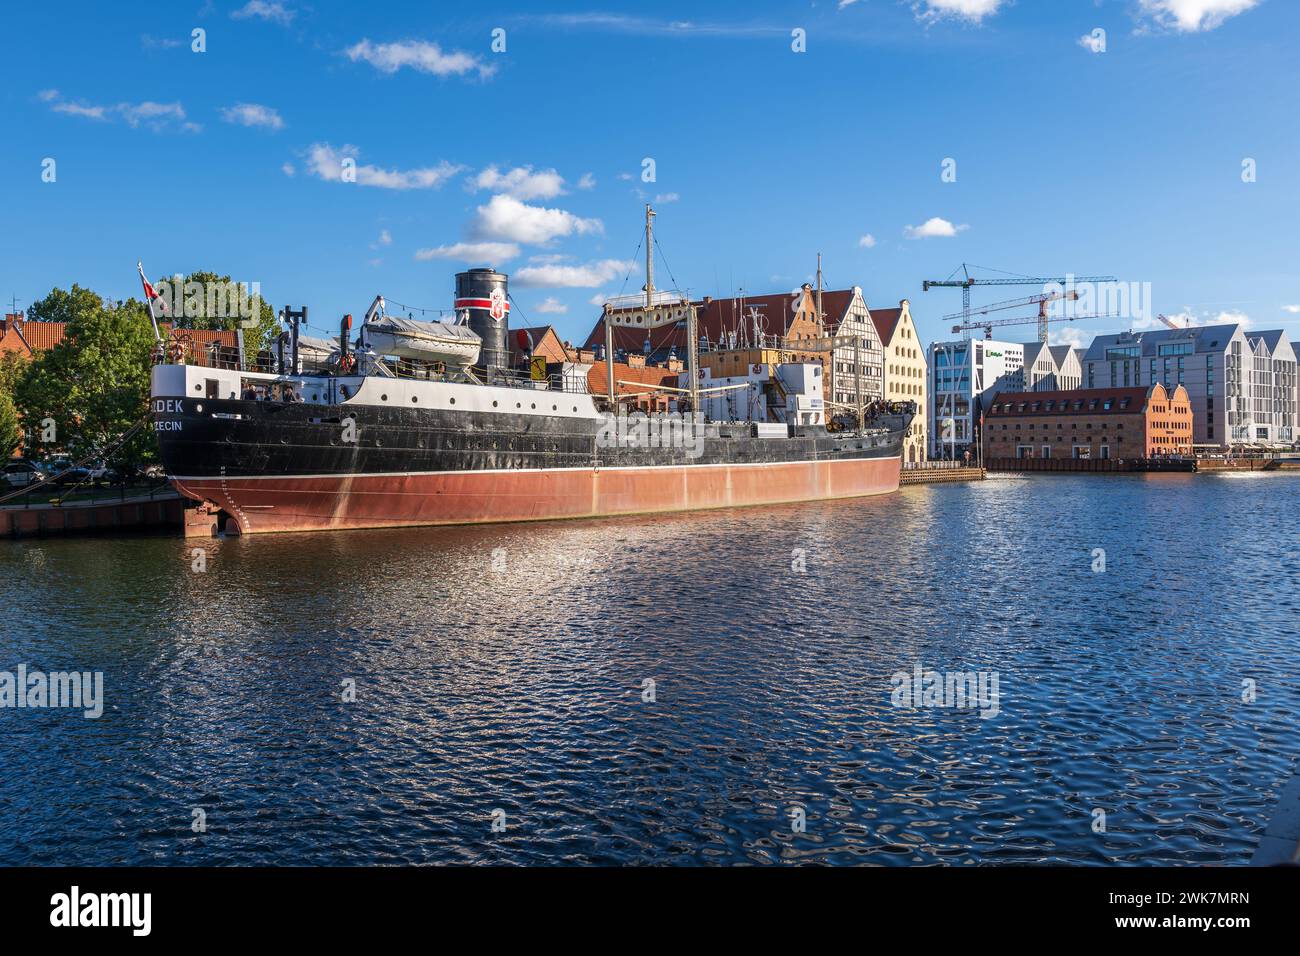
170, 455, 901, 482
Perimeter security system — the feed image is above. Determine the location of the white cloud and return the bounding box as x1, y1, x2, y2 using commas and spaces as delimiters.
344, 39, 495, 79
904, 217, 968, 239
1052, 326, 1091, 349
41, 90, 197, 131
858, 234, 877, 248
514, 259, 636, 288
470, 165, 566, 200
141, 34, 183, 49
231, 1, 295, 25
414, 241, 520, 263
1216, 309, 1251, 329
51, 100, 108, 121
915, 0, 1007, 24
471, 194, 603, 244
1078, 32, 1106, 53
220, 103, 284, 130
377, 229, 392, 246
282, 162, 296, 177
536, 297, 568, 314
1136, 0, 1260, 33
589, 292, 610, 305
653, 192, 680, 203
118, 101, 189, 129
839, 0, 862, 7
577, 172, 596, 190
305, 143, 463, 190
1283, 305, 1300, 314
618, 172, 633, 181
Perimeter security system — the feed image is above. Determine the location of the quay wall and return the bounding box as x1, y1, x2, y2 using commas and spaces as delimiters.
1, 492, 186, 538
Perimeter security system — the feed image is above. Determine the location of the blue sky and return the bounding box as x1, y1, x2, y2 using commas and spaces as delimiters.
2, 0, 1297, 348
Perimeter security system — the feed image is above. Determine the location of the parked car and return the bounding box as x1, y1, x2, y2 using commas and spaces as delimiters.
3, 460, 47, 488
52, 465, 93, 487
86, 461, 122, 483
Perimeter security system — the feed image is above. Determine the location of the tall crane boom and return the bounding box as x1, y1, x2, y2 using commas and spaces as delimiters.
923, 263, 1117, 339
952, 311, 1120, 340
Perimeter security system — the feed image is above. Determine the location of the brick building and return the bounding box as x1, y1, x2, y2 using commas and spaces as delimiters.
0, 315, 241, 367
985, 383, 1193, 460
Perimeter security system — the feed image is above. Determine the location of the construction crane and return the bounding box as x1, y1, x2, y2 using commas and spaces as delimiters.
923, 263, 1117, 338
951, 310, 1120, 340
945, 290, 1080, 341
1156, 313, 1185, 330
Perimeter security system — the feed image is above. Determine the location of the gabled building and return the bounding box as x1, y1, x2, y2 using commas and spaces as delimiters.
985, 383, 1193, 461
1023, 343, 1083, 392
869, 299, 927, 463
818, 287, 884, 420
1080, 323, 1297, 447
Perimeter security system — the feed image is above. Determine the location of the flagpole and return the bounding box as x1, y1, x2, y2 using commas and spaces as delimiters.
137, 260, 164, 343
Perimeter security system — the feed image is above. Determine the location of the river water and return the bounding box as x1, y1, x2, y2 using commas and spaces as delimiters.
2, 471, 1297, 865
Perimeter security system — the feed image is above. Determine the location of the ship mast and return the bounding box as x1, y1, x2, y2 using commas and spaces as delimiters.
645, 203, 655, 311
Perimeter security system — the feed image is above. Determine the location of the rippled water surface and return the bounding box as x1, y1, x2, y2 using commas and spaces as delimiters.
2, 471, 1298, 865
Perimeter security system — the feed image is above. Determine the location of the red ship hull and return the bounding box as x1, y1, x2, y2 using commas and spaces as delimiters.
174, 455, 902, 534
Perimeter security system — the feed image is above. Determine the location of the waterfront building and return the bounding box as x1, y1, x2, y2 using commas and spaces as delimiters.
869, 299, 928, 463
1080, 324, 1298, 448
1023, 343, 1083, 392
817, 287, 885, 419
985, 383, 1193, 460
507, 325, 570, 369
583, 284, 885, 425
927, 338, 1024, 459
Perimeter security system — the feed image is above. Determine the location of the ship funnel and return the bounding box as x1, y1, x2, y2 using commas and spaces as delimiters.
454, 268, 510, 371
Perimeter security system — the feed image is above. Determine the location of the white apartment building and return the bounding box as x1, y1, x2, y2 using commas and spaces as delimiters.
1080, 324, 1298, 447
927, 338, 1024, 459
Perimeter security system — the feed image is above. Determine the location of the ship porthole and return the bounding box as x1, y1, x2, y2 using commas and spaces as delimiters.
572, 406, 577, 412
411, 396, 418, 403
552, 405, 557, 411
194, 384, 202, 392
195, 403, 203, 413
492, 400, 498, 407
530, 403, 536, 409
449, 397, 455, 405
516, 402, 521, 409
381, 394, 388, 402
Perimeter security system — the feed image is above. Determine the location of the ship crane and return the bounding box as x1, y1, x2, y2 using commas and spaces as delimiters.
924, 263, 1117, 342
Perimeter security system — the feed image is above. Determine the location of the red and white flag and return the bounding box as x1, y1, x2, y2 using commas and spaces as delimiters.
137, 260, 166, 341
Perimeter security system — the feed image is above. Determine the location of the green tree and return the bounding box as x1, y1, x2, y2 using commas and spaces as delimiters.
0, 389, 19, 459
1, 349, 32, 458
161, 270, 279, 368
14, 287, 157, 466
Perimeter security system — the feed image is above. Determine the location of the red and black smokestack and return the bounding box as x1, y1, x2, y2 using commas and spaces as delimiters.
454, 268, 510, 370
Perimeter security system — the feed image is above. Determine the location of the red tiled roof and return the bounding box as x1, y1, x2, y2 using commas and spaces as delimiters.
818, 290, 855, 332
0, 320, 240, 365
581, 288, 833, 355
987, 385, 1166, 416
585, 360, 680, 397
868, 308, 903, 347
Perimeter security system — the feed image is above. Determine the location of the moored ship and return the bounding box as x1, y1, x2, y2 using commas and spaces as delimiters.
150, 210, 913, 535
